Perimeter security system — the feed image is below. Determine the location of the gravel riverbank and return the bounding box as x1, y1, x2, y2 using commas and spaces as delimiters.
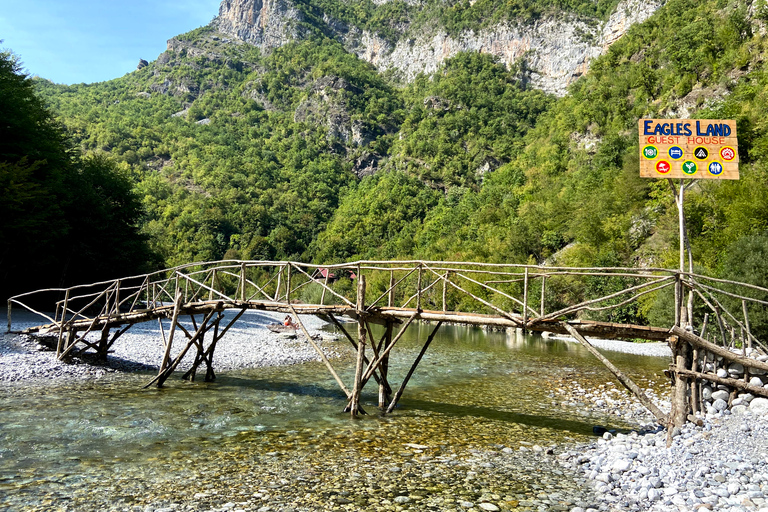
1, 309, 337, 384
3, 314, 768, 512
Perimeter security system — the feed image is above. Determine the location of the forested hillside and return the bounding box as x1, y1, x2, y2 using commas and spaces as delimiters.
0, 51, 155, 300
11, 0, 768, 327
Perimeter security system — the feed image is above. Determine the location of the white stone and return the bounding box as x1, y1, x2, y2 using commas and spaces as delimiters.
713, 398, 728, 411
717, 368, 729, 378
750, 397, 768, 415
750, 376, 766, 387
611, 458, 632, 472
711, 390, 730, 402
479, 504, 500, 512
728, 362, 745, 376
732, 405, 749, 416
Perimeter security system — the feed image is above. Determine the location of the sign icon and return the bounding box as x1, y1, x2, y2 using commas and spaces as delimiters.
668, 146, 684, 160
720, 146, 736, 161
655, 160, 671, 174
682, 160, 698, 175
642, 145, 659, 159
694, 147, 709, 160
708, 161, 724, 176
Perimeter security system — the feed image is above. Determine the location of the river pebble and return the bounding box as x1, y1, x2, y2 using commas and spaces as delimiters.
558, 390, 768, 512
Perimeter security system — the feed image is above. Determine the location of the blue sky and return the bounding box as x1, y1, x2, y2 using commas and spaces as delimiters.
0, 0, 221, 84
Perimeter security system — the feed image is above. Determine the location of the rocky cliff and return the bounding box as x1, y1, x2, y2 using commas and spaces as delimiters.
212, 0, 665, 95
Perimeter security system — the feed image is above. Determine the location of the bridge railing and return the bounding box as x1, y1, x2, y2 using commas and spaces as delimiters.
7, 259, 768, 352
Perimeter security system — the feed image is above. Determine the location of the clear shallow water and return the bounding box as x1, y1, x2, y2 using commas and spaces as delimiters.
0, 323, 668, 511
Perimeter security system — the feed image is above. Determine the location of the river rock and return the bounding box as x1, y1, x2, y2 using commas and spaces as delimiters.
711, 390, 730, 402
750, 397, 768, 415
611, 459, 632, 472
713, 398, 728, 411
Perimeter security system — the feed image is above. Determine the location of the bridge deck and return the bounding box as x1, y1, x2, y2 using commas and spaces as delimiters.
19, 298, 672, 342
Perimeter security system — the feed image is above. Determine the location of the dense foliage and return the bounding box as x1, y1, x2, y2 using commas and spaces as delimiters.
0, 50, 154, 300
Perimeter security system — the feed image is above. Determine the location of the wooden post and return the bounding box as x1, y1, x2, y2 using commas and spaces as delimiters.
743, 300, 752, 350
700, 312, 709, 338
114, 281, 121, 315
388, 271, 395, 308
691, 347, 699, 415
209, 271, 217, 301
321, 269, 329, 305
240, 263, 246, 301
522, 267, 529, 332
379, 320, 393, 409
274, 265, 283, 301
715, 308, 727, 347
417, 264, 423, 311
351, 275, 367, 417
56, 289, 70, 358
674, 274, 681, 328
157, 291, 183, 387
97, 327, 111, 361
668, 335, 689, 439
286, 264, 292, 304
442, 272, 448, 312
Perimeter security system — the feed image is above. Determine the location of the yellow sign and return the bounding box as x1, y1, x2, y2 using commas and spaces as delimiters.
638, 119, 739, 179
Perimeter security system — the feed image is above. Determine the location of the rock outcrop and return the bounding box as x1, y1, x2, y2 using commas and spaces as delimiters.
214, 0, 302, 50
212, 0, 665, 95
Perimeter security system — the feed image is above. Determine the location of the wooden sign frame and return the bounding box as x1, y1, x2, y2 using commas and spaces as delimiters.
638, 119, 739, 180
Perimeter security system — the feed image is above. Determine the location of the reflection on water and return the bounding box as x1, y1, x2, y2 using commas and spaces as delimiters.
0, 323, 668, 510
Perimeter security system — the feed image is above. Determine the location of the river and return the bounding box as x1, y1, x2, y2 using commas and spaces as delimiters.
0, 321, 668, 511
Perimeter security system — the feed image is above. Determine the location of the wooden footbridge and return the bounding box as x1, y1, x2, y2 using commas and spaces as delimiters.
7, 259, 768, 428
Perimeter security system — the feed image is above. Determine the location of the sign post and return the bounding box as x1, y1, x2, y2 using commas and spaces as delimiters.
638, 119, 740, 328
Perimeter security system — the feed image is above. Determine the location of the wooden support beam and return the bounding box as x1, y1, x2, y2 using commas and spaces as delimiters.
386, 321, 442, 414
56, 289, 70, 358
562, 322, 668, 425
157, 292, 183, 385
668, 335, 689, 437
328, 314, 386, 392
671, 326, 768, 373
361, 312, 418, 385
523, 267, 529, 331
146, 309, 216, 388
379, 321, 393, 408
676, 368, 768, 399
288, 304, 351, 399
351, 275, 367, 417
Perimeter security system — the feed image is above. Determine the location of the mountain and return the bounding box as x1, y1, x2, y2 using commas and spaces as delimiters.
27, 0, 768, 327
212, 0, 663, 95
